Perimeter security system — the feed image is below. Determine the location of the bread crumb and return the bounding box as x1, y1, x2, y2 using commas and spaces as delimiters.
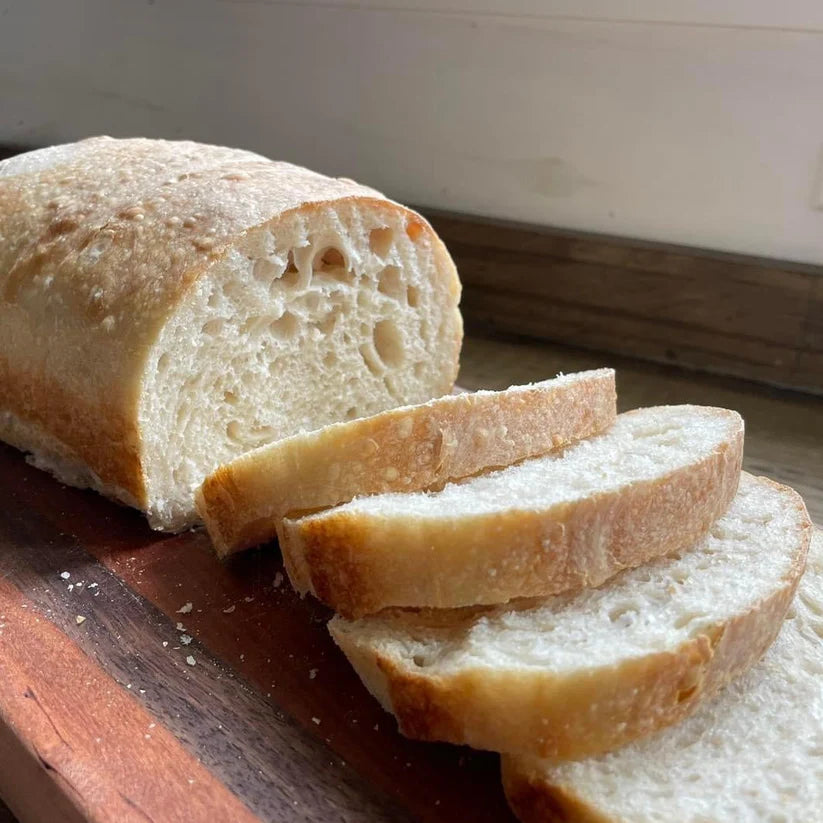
60, 572, 70, 580
374, 724, 379, 731
222, 605, 236, 614
180, 634, 192, 645
177, 602, 193, 614
273, 572, 283, 588
309, 668, 318, 680
244, 596, 254, 603
75, 615, 86, 625
68, 584, 74, 592
162, 641, 168, 648
312, 717, 321, 725
186, 656, 196, 666
88, 582, 98, 589
176, 622, 186, 631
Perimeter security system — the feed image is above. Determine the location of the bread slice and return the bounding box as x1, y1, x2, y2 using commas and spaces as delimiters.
196, 369, 616, 557
503, 526, 823, 823
329, 474, 810, 758
284, 405, 744, 616
0, 137, 462, 530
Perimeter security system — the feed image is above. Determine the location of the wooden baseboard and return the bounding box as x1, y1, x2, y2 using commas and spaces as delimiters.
424, 210, 823, 395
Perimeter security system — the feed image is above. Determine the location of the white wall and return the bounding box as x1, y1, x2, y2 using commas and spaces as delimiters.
3, 1, 823, 264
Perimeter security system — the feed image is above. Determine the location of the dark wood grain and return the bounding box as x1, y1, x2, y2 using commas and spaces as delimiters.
425, 210, 823, 394
0, 576, 260, 823
0, 443, 514, 823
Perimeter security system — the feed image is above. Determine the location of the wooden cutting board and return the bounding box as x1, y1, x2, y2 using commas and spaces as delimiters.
0, 441, 515, 823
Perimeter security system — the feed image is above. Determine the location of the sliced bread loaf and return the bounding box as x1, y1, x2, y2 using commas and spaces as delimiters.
329, 474, 810, 758
283, 405, 744, 616
197, 369, 616, 557
0, 138, 461, 530
503, 527, 823, 823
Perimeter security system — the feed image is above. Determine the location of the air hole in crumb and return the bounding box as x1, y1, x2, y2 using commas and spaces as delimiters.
202, 318, 224, 336
406, 220, 424, 242
345, 407, 358, 420
360, 343, 384, 377
369, 226, 394, 258
608, 605, 636, 624
158, 353, 170, 372
414, 362, 426, 379
316, 247, 345, 269
373, 319, 404, 367
323, 351, 337, 368
269, 311, 299, 341
281, 251, 301, 288
412, 655, 426, 667
227, 421, 276, 445
223, 280, 244, 300
313, 246, 354, 284
357, 291, 371, 309
407, 285, 421, 307
224, 390, 239, 405
207, 290, 220, 309
377, 266, 404, 301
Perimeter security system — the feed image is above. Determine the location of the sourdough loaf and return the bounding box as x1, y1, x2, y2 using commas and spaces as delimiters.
0, 137, 462, 530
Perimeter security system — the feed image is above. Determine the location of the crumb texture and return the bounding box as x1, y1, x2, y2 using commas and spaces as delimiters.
334, 474, 803, 675
511, 530, 823, 823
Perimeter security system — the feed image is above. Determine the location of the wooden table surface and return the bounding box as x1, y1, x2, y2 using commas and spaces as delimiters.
0, 333, 819, 823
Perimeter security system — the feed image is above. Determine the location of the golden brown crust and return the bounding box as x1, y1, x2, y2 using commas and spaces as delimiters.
329, 476, 810, 758
501, 758, 613, 823
0, 138, 460, 521
291, 408, 744, 617
201, 369, 616, 557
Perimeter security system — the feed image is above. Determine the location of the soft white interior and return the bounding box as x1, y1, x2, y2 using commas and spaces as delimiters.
324, 405, 738, 518
340, 474, 803, 675
138, 201, 458, 530
532, 530, 823, 823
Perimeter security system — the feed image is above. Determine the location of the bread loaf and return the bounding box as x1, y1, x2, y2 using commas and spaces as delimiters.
0, 137, 462, 530
197, 369, 616, 556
